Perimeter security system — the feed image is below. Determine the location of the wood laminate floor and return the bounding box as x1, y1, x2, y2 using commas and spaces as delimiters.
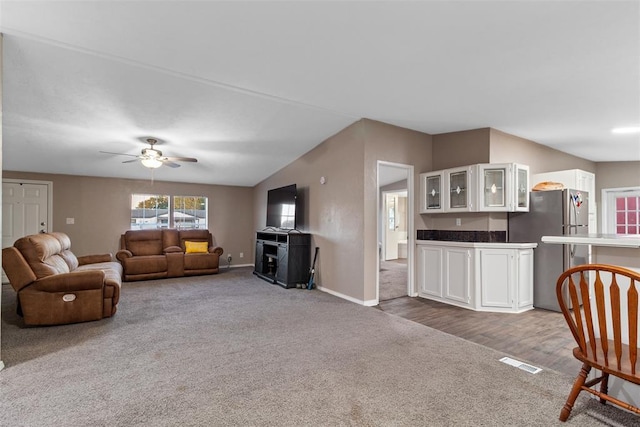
377, 296, 579, 377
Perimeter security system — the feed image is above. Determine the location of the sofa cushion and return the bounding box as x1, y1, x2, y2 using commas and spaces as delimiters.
184, 253, 218, 270
14, 234, 70, 278
123, 230, 164, 256
121, 255, 167, 275
178, 230, 213, 251
52, 232, 80, 270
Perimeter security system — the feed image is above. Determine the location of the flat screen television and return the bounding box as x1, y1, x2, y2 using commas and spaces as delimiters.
266, 184, 297, 230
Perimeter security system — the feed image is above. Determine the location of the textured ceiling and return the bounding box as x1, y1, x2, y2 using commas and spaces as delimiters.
1, 1, 638, 186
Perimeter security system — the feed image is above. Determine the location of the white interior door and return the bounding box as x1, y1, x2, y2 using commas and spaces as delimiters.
2, 180, 51, 249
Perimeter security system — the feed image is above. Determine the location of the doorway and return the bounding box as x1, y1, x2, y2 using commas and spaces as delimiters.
377, 162, 414, 303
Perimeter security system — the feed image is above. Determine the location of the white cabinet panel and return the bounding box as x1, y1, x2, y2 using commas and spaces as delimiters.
444, 248, 471, 305
477, 163, 529, 212
445, 165, 477, 212
419, 171, 444, 213
417, 245, 442, 297
480, 249, 513, 308
517, 249, 534, 309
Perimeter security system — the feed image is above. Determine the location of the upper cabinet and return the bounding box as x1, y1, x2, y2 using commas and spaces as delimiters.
445, 165, 477, 212
477, 163, 529, 212
420, 163, 529, 214
419, 171, 445, 213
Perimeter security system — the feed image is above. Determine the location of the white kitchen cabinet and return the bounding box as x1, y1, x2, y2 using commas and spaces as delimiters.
531, 169, 596, 232
417, 244, 442, 297
417, 243, 472, 308
443, 247, 472, 307
445, 165, 478, 212
419, 171, 444, 213
419, 163, 529, 214
477, 163, 529, 212
477, 247, 534, 313
416, 241, 536, 313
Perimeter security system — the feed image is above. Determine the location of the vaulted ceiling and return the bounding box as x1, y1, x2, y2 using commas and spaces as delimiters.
1, 1, 638, 186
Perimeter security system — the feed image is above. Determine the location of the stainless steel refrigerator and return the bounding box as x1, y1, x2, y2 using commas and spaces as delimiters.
508, 189, 589, 312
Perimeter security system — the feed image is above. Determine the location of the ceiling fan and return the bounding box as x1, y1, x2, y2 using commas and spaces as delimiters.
100, 138, 198, 169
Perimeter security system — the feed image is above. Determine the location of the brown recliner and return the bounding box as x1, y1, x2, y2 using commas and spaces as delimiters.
116, 229, 223, 282
2, 232, 122, 326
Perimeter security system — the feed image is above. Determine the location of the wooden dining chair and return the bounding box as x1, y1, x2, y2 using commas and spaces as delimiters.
556, 264, 640, 421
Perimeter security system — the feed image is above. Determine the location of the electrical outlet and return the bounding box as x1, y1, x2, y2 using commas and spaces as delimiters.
239, 252, 244, 258
456, 218, 462, 226
227, 254, 232, 263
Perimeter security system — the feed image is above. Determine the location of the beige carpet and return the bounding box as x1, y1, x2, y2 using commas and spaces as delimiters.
1, 267, 637, 426
379, 259, 407, 301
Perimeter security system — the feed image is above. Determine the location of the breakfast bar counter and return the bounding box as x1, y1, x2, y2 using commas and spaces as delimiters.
541, 234, 640, 248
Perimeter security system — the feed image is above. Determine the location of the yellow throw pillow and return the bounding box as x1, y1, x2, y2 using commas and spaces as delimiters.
185, 241, 209, 254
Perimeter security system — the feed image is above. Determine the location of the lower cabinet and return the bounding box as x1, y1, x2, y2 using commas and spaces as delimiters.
417, 245, 442, 298
477, 248, 534, 313
443, 247, 472, 308
417, 241, 536, 313
417, 244, 473, 309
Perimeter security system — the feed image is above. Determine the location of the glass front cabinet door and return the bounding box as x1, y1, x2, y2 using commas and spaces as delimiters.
445, 165, 477, 212
514, 164, 530, 211
419, 171, 444, 213
477, 163, 529, 212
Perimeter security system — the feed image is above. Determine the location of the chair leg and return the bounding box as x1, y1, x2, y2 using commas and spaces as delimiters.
599, 372, 609, 405
560, 363, 591, 422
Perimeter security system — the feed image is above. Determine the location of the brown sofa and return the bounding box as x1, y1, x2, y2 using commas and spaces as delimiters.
116, 229, 224, 282
2, 232, 122, 326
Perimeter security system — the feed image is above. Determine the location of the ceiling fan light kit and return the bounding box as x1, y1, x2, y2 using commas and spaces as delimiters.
141, 157, 163, 169
100, 137, 198, 169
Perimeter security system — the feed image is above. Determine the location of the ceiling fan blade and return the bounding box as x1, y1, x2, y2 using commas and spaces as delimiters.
164, 156, 198, 163
99, 150, 138, 158
162, 160, 181, 168
122, 159, 140, 164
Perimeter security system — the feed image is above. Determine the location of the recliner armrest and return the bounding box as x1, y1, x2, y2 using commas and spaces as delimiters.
30, 270, 105, 293
78, 253, 112, 265
164, 246, 183, 254
210, 247, 224, 256
116, 249, 133, 262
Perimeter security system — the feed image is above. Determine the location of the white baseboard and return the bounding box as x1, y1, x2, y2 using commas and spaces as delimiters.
317, 285, 378, 306
225, 263, 254, 269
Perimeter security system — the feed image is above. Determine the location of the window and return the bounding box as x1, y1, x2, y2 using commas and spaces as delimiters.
602, 187, 640, 235
131, 194, 207, 230
173, 196, 207, 230
131, 194, 170, 230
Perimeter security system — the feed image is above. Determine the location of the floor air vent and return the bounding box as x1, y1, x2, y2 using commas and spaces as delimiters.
499, 357, 542, 374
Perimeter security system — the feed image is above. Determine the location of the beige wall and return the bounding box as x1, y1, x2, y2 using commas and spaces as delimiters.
489, 128, 596, 174
253, 119, 432, 303
362, 120, 432, 301
432, 128, 490, 170
253, 121, 367, 301
593, 161, 640, 269
3, 171, 255, 263
428, 127, 597, 232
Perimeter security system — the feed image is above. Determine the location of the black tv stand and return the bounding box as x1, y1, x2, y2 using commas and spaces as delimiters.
253, 230, 311, 288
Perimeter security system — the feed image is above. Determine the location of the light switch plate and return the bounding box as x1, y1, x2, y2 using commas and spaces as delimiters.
66, 218, 75, 225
